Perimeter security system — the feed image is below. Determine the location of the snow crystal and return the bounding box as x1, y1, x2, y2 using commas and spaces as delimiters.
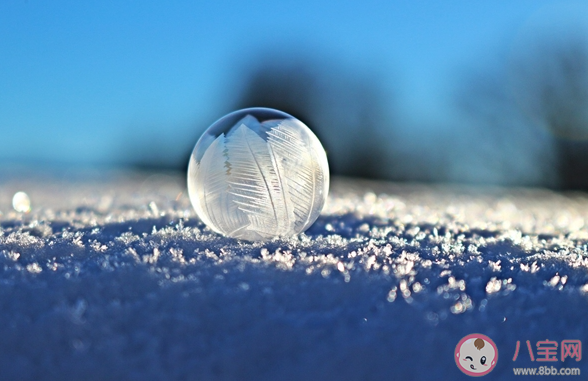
0, 172, 587, 380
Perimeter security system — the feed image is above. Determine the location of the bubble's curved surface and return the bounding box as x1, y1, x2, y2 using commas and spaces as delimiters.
188, 108, 330, 240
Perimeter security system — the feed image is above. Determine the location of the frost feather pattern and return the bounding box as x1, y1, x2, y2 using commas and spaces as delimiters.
226, 124, 292, 238
191, 114, 328, 240
266, 120, 324, 232
195, 134, 248, 236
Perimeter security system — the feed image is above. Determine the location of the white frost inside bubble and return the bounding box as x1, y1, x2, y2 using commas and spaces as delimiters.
187, 108, 330, 241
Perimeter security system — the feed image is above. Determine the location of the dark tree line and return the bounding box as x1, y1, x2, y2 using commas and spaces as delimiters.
125, 32, 588, 191
456, 30, 588, 189
510, 34, 588, 189
234, 55, 395, 180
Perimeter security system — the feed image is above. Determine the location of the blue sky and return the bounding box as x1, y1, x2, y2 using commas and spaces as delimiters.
0, 0, 585, 167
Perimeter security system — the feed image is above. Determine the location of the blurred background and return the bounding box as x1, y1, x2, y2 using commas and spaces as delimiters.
1, 0, 588, 189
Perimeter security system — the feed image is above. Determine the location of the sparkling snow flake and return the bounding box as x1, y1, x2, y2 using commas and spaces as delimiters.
187, 108, 330, 241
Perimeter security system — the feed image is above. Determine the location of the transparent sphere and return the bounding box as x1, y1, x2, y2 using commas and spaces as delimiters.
188, 108, 330, 241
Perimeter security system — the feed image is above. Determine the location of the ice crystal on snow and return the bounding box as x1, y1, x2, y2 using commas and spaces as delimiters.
0, 173, 587, 379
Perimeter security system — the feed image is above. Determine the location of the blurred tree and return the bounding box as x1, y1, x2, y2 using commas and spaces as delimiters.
510, 34, 588, 190
453, 69, 557, 187
234, 55, 395, 179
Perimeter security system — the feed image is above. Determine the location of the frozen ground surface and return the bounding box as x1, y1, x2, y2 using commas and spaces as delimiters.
0, 171, 587, 381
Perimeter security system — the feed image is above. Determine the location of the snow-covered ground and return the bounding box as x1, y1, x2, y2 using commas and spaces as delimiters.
0, 172, 587, 380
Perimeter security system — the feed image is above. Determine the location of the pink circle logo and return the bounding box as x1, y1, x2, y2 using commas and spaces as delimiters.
455, 333, 498, 377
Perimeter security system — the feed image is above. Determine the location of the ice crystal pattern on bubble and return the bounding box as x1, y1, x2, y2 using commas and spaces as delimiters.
189, 114, 329, 241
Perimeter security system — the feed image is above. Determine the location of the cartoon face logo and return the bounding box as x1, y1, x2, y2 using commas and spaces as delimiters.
455, 334, 498, 377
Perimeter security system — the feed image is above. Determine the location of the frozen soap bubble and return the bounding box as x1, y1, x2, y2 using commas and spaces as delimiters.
12, 191, 31, 213
188, 108, 329, 241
